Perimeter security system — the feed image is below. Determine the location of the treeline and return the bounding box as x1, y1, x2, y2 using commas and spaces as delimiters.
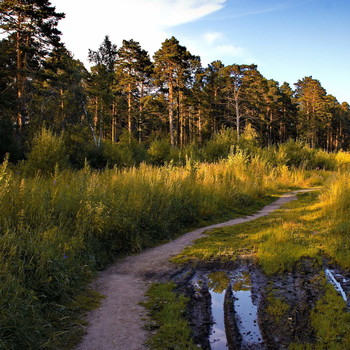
1, 0, 350, 163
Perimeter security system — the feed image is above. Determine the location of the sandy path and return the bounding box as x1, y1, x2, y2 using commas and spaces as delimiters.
75, 189, 313, 350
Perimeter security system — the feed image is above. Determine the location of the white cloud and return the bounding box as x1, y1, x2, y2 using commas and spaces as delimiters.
51, 0, 226, 65
215, 44, 245, 57
182, 32, 253, 67
203, 31, 223, 44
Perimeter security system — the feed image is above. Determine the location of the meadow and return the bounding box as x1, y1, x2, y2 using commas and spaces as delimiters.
1, 133, 350, 349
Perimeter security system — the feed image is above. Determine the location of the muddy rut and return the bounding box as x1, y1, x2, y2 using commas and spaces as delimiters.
75, 189, 313, 350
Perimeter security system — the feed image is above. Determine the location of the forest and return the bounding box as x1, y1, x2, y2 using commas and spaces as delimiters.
2, 1, 350, 350
1, 0, 350, 167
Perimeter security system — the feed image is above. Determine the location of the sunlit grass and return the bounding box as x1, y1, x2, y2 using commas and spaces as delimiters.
0, 154, 324, 349
173, 191, 332, 275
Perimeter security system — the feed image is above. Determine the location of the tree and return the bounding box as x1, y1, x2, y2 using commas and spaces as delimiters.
279, 82, 297, 142
201, 61, 226, 135
32, 45, 88, 131
153, 36, 198, 146
294, 76, 328, 147
116, 39, 152, 141
0, 0, 64, 131
221, 64, 258, 140
88, 36, 118, 142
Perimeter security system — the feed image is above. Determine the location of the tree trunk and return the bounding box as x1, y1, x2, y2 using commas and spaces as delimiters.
168, 80, 175, 146
235, 94, 240, 140
93, 97, 99, 131
16, 30, 25, 131
128, 83, 132, 142
198, 109, 202, 144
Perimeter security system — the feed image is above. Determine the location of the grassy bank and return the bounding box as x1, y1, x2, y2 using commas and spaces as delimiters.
173, 181, 350, 348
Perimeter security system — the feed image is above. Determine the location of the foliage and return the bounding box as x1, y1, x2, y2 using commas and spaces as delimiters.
147, 138, 171, 165
22, 127, 68, 176
201, 128, 237, 161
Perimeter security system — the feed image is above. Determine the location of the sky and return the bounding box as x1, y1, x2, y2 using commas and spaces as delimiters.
51, 0, 350, 103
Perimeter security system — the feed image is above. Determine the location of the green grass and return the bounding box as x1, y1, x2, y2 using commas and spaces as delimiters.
289, 279, 350, 350
173, 184, 350, 348
173, 188, 350, 276
142, 282, 198, 350
0, 154, 324, 349
173, 191, 324, 275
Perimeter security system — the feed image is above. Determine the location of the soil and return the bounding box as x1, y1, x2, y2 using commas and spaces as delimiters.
74, 189, 314, 350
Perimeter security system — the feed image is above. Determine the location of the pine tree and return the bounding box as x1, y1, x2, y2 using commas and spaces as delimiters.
0, 0, 64, 131
202, 61, 226, 134
116, 39, 152, 141
33, 46, 88, 131
294, 76, 328, 147
221, 64, 258, 140
88, 36, 118, 142
280, 82, 297, 142
153, 36, 197, 146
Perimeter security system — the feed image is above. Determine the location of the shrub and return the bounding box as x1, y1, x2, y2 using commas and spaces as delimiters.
202, 128, 238, 162
22, 127, 68, 176
147, 138, 171, 165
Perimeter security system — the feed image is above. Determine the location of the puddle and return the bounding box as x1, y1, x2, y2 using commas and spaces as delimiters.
208, 271, 230, 349
184, 260, 348, 349
232, 271, 263, 347
192, 269, 264, 349
325, 268, 348, 302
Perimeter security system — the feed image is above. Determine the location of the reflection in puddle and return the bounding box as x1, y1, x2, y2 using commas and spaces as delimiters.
208, 271, 230, 349
233, 271, 263, 346
200, 270, 264, 349
325, 268, 347, 302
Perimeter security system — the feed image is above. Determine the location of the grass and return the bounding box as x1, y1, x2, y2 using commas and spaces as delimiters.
265, 294, 290, 323
0, 153, 326, 349
173, 191, 323, 273
175, 184, 350, 275
142, 282, 198, 350
289, 279, 350, 350
173, 179, 350, 348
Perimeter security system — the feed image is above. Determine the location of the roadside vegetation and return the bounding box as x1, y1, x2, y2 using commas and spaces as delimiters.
2, 128, 350, 349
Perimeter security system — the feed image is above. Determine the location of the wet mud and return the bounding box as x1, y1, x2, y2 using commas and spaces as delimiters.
169, 258, 350, 350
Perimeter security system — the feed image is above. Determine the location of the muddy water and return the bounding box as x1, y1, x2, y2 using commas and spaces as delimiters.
186, 260, 350, 349
193, 269, 264, 350
207, 272, 230, 349
325, 268, 348, 302
232, 270, 263, 348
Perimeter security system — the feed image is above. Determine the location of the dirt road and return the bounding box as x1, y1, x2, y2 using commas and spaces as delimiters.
75, 189, 313, 350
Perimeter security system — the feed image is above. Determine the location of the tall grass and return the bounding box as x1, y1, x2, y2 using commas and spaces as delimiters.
318, 171, 350, 268
0, 153, 313, 349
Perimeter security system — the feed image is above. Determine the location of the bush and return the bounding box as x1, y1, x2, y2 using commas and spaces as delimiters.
202, 128, 238, 162
22, 127, 68, 176
147, 138, 171, 165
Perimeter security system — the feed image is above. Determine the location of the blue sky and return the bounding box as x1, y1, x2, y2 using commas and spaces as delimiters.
52, 0, 350, 103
